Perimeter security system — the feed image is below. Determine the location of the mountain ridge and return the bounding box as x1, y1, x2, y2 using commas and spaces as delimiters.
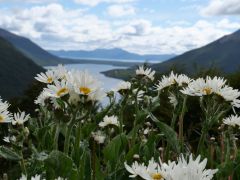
0, 28, 69, 66
49, 48, 175, 62
151, 29, 240, 73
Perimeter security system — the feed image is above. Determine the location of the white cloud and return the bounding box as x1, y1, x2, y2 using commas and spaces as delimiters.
0, 0, 56, 3
216, 18, 240, 29
201, 0, 240, 16
0, 3, 239, 55
107, 4, 135, 17
74, 0, 135, 6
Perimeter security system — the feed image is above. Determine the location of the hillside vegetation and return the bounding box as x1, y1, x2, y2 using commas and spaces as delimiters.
0, 37, 43, 100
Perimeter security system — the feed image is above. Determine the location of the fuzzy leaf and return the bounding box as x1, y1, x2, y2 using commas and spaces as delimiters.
103, 134, 128, 169
0, 146, 21, 161
149, 113, 180, 153
45, 150, 78, 179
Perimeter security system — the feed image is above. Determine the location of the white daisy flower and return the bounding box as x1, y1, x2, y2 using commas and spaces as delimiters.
55, 177, 66, 180
35, 70, 56, 84
18, 174, 42, 180
156, 72, 191, 91
0, 99, 12, 123
70, 70, 98, 95
181, 77, 226, 96
124, 161, 147, 178
217, 86, 240, 104
44, 80, 70, 98
136, 66, 155, 81
68, 90, 81, 105
125, 154, 217, 180
3, 136, 10, 143
50, 97, 67, 109
162, 154, 218, 180
99, 115, 119, 128
168, 93, 178, 108
87, 88, 105, 102
176, 74, 192, 86
232, 99, 240, 109
125, 158, 165, 180
156, 72, 176, 91
52, 64, 68, 80
143, 127, 150, 135
223, 115, 240, 128
180, 78, 206, 96
181, 76, 240, 108
34, 90, 49, 106
205, 76, 226, 93
92, 131, 106, 144
115, 81, 131, 92
3, 136, 16, 143
12, 112, 30, 125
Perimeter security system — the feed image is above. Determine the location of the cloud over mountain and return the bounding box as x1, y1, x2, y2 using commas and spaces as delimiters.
201, 0, 240, 16
0, 1, 239, 55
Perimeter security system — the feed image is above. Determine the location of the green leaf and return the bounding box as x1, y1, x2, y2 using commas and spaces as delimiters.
0, 146, 21, 161
149, 113, 180, 153
103, 134, 128, 169
125, 144, 140, 161
44, 150, 78, 179
142, 133, 161, 161
78, 147, 91, 180
81, 123, 96, 139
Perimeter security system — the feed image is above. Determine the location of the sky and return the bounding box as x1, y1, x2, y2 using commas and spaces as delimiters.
0, 0, 240, 55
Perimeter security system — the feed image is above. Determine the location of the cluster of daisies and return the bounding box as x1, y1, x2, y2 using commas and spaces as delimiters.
35, 65, 105, 108
19, 174, 64, 180
154, 71, 240, 128
125, 154, 218, 180
92, 115, 119, 144
181, 76, 240, 108
0, 97, 30, 125
155, 71, 240, 109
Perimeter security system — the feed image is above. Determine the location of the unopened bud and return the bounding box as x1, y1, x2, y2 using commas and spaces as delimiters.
24, 127, 29, 136
145, 122, 151, 127
210, 137, 215, 141
158, 147, 164, 152
133, 154, 140, 159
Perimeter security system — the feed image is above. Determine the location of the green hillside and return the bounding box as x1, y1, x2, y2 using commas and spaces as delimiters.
0, 37, 43, 100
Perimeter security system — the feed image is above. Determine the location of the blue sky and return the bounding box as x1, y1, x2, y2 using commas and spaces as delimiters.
0, 0, 239, 54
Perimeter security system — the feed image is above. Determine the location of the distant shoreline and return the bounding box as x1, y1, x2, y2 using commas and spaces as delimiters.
62, 58, 155, 67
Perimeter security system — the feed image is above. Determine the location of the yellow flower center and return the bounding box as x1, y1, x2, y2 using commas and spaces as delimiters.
151, 173, 163, 180
57, 88, 68, 97
203, 87, 212, 95
0, 115, 4, 122
80, 87, 91, 95
47, 77, 53, 83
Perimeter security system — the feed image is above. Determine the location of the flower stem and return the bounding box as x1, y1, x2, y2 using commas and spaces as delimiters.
53, 123, 60, 150
20, 153, 27, 176
64, 120, 75, 154
179, 96, 187, 152
197, 129, 207, 154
